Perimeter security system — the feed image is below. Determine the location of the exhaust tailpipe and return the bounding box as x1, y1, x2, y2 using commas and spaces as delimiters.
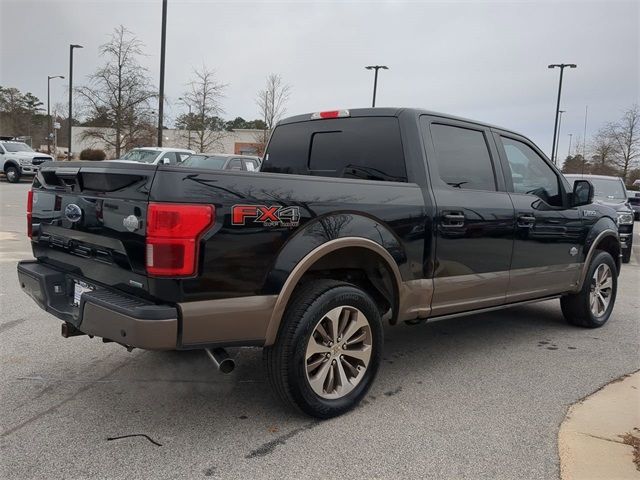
204, 348, 235, 374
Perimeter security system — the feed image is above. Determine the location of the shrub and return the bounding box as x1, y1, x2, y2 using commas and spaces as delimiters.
79, 148, 106, 161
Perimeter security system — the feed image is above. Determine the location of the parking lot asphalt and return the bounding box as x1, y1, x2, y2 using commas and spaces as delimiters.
1, 180, 638, 480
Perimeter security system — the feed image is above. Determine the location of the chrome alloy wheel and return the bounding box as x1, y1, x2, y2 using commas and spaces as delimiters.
589, 263, 613, 317
305, 305, 373, 399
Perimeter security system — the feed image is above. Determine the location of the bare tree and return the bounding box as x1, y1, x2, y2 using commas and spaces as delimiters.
588, 126, 617, 175
255, 73, 291, 152
609, 104, 640, 181
177, 65, 226, 152
77, 26, 156, 158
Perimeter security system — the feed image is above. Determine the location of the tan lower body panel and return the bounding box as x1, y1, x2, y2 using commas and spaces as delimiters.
81, 302, 178, 350
506, 263, 581, 303
179, 295, 277, 346
430, 271, 510, 317
398, 279, 433, 321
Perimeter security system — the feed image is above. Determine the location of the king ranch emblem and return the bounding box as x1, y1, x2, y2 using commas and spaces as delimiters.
231, 205, 301, 227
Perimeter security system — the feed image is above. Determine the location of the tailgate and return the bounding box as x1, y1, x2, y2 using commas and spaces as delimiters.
31, 161, 157, 295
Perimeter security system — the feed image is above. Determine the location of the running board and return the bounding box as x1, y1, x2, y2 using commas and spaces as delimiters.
424, 295, 562, 323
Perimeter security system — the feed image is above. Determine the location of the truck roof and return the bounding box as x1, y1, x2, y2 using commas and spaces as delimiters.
278, 107, 527, 138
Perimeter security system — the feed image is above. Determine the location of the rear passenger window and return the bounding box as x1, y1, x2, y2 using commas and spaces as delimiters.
430, 124, 496, 191
262, 117, 407, 182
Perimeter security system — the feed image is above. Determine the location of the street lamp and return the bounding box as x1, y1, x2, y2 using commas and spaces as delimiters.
178, 97, 192, 150
567, 133, 573, 158
157, 0, 168, 147
365, 65, 388, 107
47, 75, 64, 154
68, 44, 83, 160
554, 110, 565, 165
548, 63, 576, 165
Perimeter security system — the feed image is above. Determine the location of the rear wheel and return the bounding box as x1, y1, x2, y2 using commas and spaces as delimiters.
264, 280, 383, 418
561, 250, 617, 328
621, 248, 631, 264
5, 165, 20, 183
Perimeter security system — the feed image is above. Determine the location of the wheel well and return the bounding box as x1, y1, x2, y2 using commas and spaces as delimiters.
595, 235, 621, 273
4, 161, 18, 172
293, 247, 400, 324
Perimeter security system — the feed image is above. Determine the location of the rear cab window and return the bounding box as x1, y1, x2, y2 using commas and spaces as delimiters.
429, 123, 497, 191
262, 117, 407, 182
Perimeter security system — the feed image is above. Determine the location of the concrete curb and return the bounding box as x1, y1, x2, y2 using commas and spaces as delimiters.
559, 371, 640, 479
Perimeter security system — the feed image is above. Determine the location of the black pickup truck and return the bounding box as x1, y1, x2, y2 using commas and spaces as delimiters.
18, 108, 622, 418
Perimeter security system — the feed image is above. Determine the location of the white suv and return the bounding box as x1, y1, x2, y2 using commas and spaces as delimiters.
0, 141, 53, 183
114, 147, 195, 165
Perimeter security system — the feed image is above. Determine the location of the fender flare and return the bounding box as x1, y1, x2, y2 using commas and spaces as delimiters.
574, 228, 619, 291
263, 237, 403, 346
3, 160, 19, 172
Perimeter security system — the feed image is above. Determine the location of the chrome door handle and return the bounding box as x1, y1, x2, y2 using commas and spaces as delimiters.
442, 212, 465, 227
517, 214, 536, 227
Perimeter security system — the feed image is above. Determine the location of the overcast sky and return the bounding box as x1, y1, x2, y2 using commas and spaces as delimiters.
1, 0, 638, 156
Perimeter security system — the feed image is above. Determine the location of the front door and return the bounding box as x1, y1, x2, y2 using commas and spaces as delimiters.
493, 131, 585, 302
421, 117, 515, 316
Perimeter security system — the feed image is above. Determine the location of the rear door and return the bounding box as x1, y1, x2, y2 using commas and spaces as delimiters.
493, 131, 584, 301
31, 162, 156, 295
421, 117, 515, 316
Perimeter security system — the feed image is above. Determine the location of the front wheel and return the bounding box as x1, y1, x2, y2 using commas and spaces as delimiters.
561, 250, 617, 328
621, 247, 631, 264
5, 166, 20, 183
264, 280, 383, 418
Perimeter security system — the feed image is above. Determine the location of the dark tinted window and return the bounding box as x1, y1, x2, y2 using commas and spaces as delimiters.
501, 136, 561, 206
430, 124, 496, 191
262, 117, 407, 182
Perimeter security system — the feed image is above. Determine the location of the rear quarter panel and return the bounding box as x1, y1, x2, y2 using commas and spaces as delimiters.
149, 168, 428, 302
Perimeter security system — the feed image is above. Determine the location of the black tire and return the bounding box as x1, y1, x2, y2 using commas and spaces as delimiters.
560, 250, 617, 328
621, 248, 631, 264
5, 165, 20, 183
264, 280, 383, 419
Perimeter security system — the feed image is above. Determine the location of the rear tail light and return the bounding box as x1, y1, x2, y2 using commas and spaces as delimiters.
146, 203, 214, 277
27, 190, 34, 238
310, 109, 350, 120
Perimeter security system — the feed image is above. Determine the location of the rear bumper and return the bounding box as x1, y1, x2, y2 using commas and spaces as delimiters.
17, 260, 178, 350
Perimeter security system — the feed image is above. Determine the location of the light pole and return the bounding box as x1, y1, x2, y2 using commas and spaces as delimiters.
553, 110, 565, 165
548, 63, 576, 165
47, 75, 64, 154
365, 65, 388, 107
179, 97, 192, 150
157, 0, 168, 147
68, 44, 83, 160
567, 133, 573, 157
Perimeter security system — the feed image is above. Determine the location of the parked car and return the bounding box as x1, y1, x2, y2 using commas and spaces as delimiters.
18, 108, 622, 418
565, 174, 634, 263
179, 153, 261, 171
114, 147, 195, 165
0, 140, 52, 183
627, 192, 640, 220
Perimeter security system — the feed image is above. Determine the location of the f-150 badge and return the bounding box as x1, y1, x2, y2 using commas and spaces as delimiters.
231, 205, 301, 227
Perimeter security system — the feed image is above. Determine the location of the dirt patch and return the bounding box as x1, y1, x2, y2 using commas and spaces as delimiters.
620, 429, 640, 471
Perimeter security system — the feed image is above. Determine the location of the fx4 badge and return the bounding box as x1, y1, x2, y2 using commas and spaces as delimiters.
232, 205, 301, 227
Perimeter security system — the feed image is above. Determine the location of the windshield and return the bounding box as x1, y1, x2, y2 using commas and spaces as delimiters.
1, 142, 34, 153
180, 155, 227, 169
567, 176, 626, 201
589, 178, 626, 200
121, 149, 159, 163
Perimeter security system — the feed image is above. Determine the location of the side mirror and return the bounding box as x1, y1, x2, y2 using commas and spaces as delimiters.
572, 180, 594, 207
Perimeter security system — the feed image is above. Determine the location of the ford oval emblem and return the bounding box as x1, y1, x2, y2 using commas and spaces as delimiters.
123, 214, 140, 232
64, 204, 83, 223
